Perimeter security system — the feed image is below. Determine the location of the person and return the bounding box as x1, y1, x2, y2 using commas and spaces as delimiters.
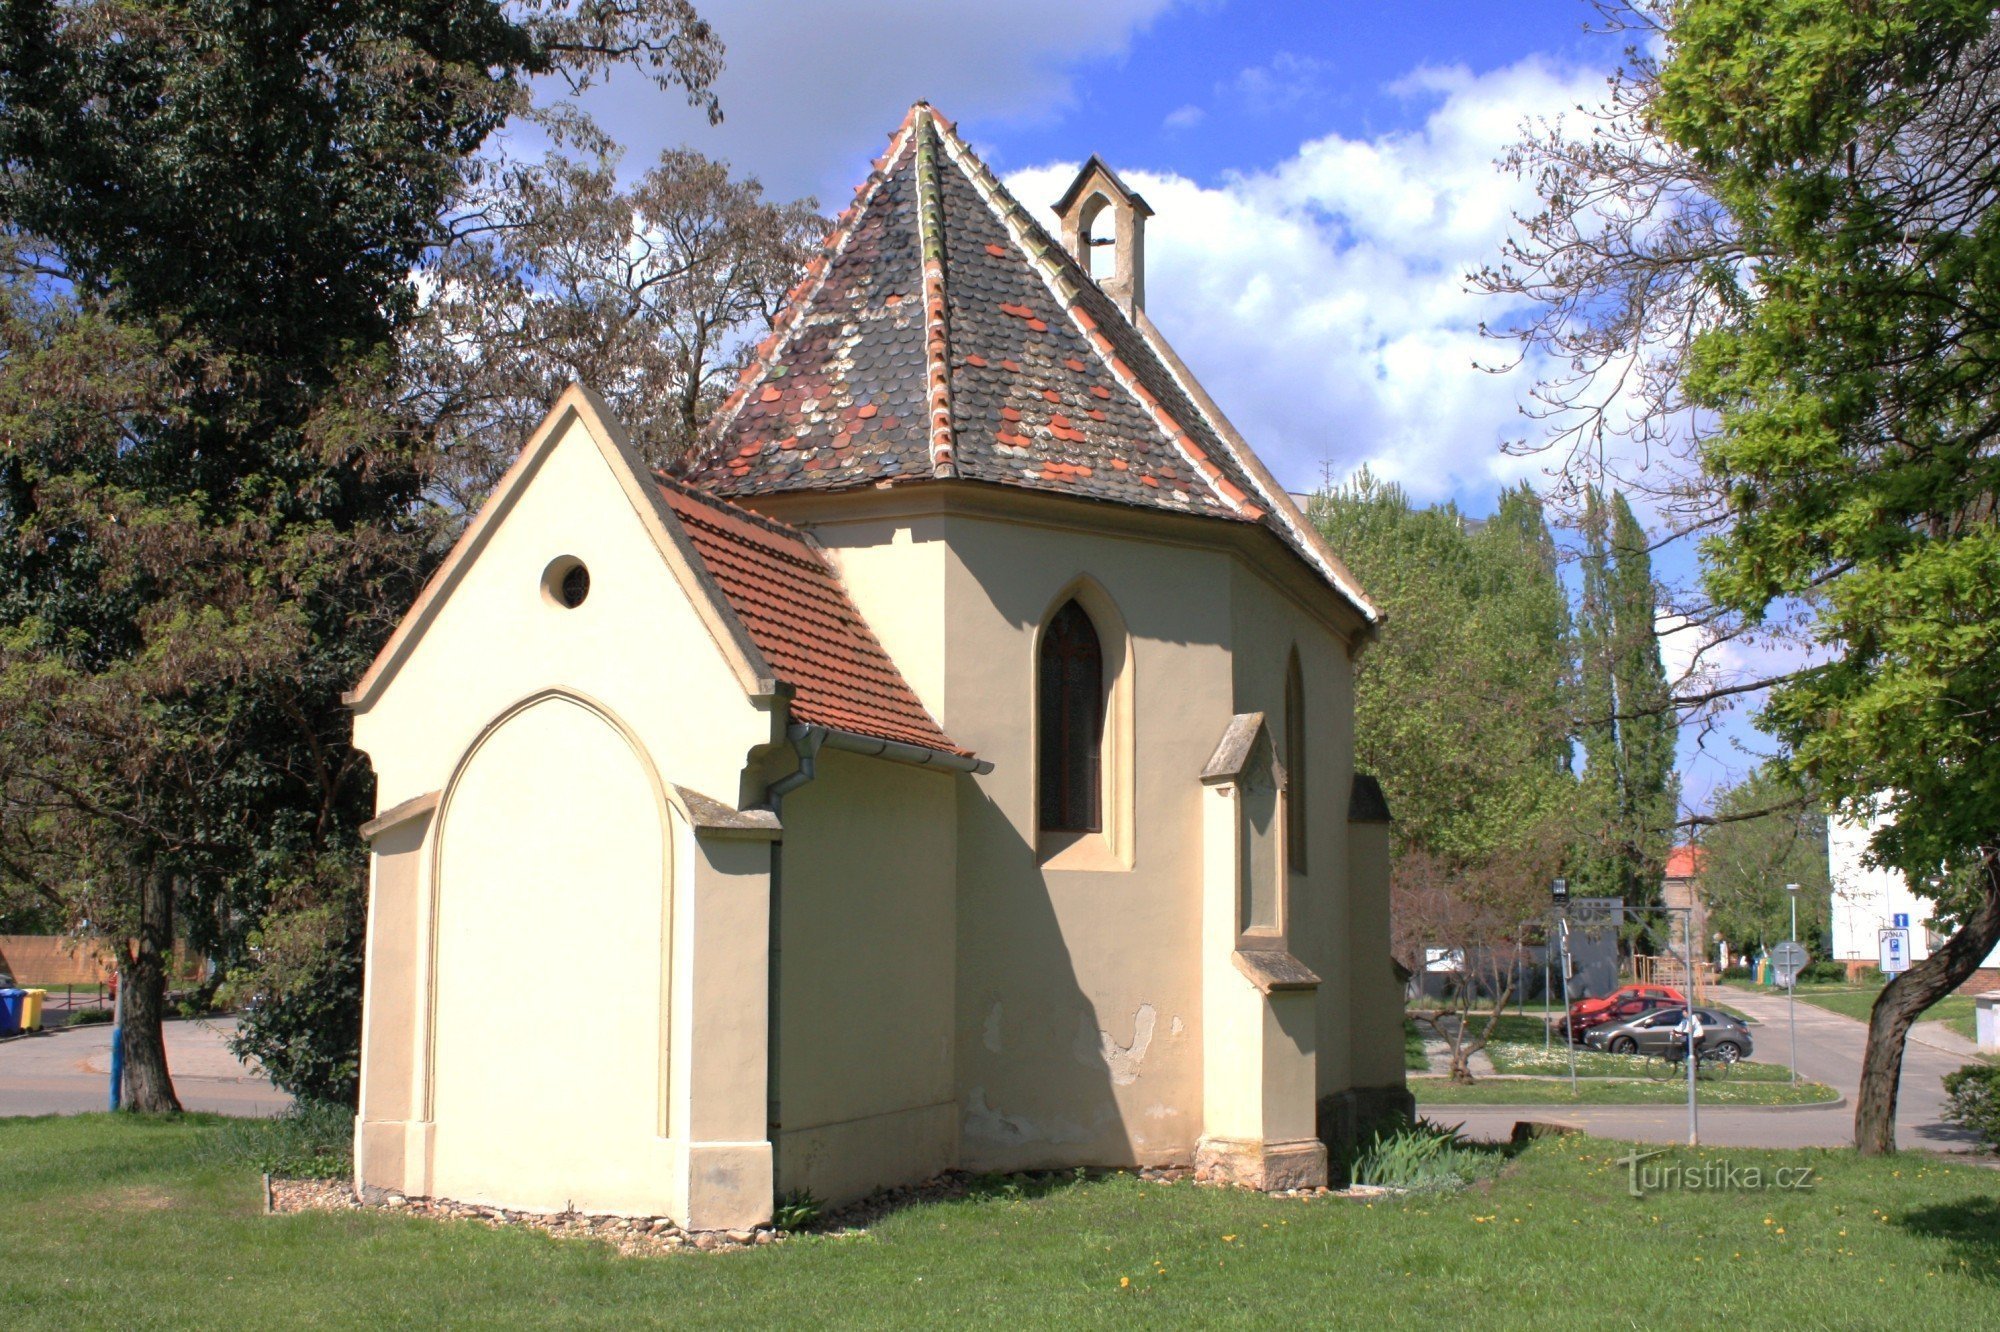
1671, 1008, 1705, 1064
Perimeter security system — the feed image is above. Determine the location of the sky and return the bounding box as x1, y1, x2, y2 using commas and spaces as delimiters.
562, 0, 1777, 811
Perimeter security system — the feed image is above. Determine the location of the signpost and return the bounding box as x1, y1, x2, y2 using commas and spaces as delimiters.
1553, 878, 1577, 1095
1879, 928, 1910, 976
1773, 937, 1808, 1086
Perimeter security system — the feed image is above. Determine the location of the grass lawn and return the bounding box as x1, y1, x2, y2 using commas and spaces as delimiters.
1793, 986, 1982, 1044
1485, 1043, 1793, 1082
1411, 1075, 1841, 1106
1404, 1017, 1427, 1071
4, 1115, 1997, 1329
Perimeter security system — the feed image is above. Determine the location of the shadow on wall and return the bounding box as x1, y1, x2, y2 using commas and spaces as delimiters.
955, 778, 1145, 1172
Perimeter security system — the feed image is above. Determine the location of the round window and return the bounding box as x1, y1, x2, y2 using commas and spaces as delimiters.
542, 556, 590, 609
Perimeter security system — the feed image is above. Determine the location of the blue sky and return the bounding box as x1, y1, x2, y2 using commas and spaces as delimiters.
564, 0, 1772, 810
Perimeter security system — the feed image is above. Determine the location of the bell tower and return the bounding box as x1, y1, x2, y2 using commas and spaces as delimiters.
1053, 155, 1153, 318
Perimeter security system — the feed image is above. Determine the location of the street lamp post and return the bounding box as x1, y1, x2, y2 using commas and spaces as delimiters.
1553, 878, 1577, 1094
1785, 882, 1801, 1086
1670, 904, 1699, 1146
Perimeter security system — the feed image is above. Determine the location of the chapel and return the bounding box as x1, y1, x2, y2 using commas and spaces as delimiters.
349, 103, 1409, 1231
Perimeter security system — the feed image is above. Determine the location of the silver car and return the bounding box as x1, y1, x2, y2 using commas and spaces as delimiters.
1581, 1006, 1754, 1062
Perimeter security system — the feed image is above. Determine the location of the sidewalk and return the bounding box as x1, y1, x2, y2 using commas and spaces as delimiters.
0, 1015, 291, 1117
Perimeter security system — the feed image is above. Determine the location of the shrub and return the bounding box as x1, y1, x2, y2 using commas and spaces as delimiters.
198, 1099, 355, 1179
1942, 1064, 2000, 1149
772, 1190, 823, 1231
68, 1007, 113, 1026
1351, 1118, 1505, 1194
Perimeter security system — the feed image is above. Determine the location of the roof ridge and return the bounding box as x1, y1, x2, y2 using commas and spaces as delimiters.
912, 108, 958, 479
924, 118, 1264, 523
683, 107, 925, 480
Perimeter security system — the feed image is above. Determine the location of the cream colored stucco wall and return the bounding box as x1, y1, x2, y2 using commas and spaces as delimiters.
771, 747, 958, 1204
427, 693, 674, 1214
784, 489, 1391, 1171
351, 413, 777, 814
1225, 560, 1360, 1099
352, 412, 781, 1227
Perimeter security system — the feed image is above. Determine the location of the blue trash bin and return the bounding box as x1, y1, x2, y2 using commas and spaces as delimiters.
0, 988, 24, 1037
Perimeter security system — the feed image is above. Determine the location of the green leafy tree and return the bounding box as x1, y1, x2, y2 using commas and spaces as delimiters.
1485, 0, 2000, 1151
0, 0, 723, 1109
1699, 765, 1831, 957
1312, 472, 1577, 1080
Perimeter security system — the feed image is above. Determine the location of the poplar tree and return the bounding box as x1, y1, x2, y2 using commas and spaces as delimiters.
1483, 0, 2000, 1150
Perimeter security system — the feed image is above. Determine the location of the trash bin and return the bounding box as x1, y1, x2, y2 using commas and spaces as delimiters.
0, 988, 23, 1037
21, 988, 45, 1031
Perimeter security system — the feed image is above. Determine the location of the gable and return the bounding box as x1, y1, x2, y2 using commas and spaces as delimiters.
348, 388, 970, 782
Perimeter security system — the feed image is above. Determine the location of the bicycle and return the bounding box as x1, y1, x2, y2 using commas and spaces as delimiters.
1643, 1040, 1738, 1081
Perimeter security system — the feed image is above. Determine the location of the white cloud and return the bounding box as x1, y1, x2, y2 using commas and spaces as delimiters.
1229, 52, 1337, 113
1162, 103, 1206, 131
563, 0, 1182, 200
1005, 55, 1611, 501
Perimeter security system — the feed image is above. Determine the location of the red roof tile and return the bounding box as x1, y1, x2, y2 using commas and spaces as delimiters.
655, 475, 968, 757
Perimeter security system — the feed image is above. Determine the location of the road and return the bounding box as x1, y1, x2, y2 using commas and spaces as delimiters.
1421, 985, 1990, 1153
0, 1015, 292, 1117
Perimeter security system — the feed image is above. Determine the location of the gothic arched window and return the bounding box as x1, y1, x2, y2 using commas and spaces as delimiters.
1039, 599, 1104, 833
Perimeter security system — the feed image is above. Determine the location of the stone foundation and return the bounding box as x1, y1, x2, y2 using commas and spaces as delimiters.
1193, 1135, 1329, 1191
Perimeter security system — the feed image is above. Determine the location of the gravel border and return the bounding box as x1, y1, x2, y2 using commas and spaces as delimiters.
266, 1177, 776, 1255
267, 1165, 1395, 1256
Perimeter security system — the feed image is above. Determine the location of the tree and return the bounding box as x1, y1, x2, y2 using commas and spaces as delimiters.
411, 143, 822, 514
1313, 473, 1577, 1080
0, 0, 723, 1110
1483, 0, 2000, 1151
1699, 764, 1831, 957
1572, 489, 1676, 929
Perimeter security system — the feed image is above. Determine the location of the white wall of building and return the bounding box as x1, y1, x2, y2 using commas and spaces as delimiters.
1829, 807, 2000, 967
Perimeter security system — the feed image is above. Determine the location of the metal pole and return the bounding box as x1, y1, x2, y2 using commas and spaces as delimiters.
1558, 911, 1577, 1094
1678, 906, 1698, 1146
108, 962, 124, 1112
1543, 954, 1552, 1054
1788, 889, 1799, 1086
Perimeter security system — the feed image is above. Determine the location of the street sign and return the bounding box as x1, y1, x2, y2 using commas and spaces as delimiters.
1879, 928, 1911, 976
1772, 940, 1809, 986
1893, 912, 1910, 929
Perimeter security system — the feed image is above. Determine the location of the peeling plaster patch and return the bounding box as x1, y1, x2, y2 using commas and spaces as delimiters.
1077, 1004, 1158, 1086
1144, 1104, 1181, 1120
963, 1089, 1099, 1147
1169, 1015, 1185, 1038
983, 1002, 1005, 1054
963, 1087, 1036, 1145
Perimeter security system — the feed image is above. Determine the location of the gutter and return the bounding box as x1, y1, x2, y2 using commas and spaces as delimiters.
793, 723, 994, 775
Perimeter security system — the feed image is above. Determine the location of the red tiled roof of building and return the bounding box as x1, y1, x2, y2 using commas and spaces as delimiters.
656, 474, 969, 757
675, 103, 1374, 621
1665, 845, 1705, 880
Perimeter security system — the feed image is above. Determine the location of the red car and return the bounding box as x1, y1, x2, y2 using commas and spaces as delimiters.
1560, 984, 1686, 1042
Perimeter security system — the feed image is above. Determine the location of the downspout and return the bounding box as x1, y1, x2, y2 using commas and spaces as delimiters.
763, 725, 826, 1158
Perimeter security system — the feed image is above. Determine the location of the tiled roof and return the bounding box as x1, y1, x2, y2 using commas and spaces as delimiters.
1665, 845, 1705, 880
677, 103, 1375, 621
656, 474, 969, 756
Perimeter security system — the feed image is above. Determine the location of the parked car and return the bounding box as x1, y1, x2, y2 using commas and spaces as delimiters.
1560, 983, 1686, 1041
1583, 1007, 1754, 1061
